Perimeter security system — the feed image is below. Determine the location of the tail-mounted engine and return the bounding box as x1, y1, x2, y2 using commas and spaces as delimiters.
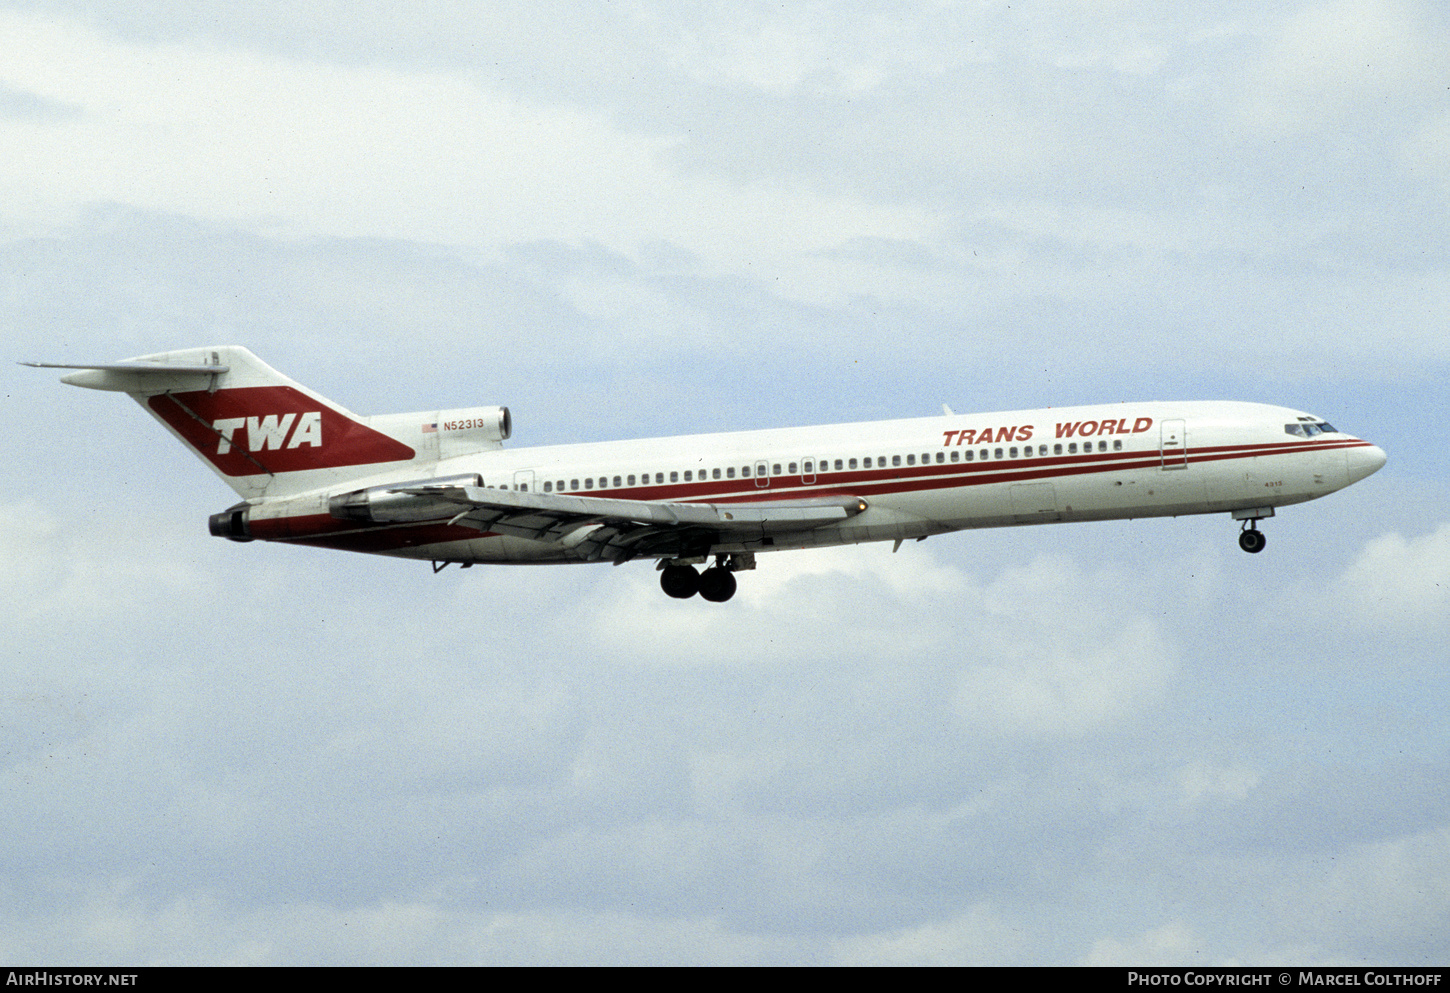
367, 406, 512, 458
209, 503, 253, 541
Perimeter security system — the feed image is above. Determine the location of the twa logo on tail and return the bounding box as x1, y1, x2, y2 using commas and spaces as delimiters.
148, 386, 415, 476
214, 412, 323, 453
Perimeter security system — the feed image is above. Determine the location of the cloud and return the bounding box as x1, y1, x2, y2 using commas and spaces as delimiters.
832, 903, 1025, 965
0, 9, 936, 275
1081, 921, 1207, 966
0, 880, 807, 965
1238, 0, 1448, 138
1338, 523, 1450, 633
1265, 826, 1450, 962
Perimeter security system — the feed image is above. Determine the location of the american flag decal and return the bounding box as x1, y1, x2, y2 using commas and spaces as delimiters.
422, 422, 437, 433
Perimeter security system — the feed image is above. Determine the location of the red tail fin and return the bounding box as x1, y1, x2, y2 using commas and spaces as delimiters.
53, 346, 417, 498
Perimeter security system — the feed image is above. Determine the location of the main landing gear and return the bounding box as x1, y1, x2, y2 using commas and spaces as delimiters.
659, 554, 752, 602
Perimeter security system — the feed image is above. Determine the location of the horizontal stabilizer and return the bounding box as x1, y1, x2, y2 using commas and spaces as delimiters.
21, 359, 229, 392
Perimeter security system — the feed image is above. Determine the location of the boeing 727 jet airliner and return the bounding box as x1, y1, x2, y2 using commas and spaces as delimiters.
28, 346, 1386, 602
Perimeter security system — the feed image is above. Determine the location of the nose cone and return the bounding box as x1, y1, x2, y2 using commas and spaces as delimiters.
1346, 443, 1387, 484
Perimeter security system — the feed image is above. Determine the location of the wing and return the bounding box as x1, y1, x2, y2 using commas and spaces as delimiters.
330, 478, 868, 564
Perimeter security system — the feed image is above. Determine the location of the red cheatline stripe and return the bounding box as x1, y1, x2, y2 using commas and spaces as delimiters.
253, 438, 1374, 550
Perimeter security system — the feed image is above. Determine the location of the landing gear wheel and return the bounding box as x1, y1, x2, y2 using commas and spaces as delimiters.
697, 567, 738, 603
1238, 528, 1267, 554
660, 564, 700, 598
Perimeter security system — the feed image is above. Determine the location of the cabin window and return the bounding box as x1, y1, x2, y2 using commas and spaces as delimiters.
726, 466, 736, 479
1009, 447, 1018, 458
849, 458, 858, 469
950, 450, 959, 462
863, 457, 872, 468
905, 454, 915, 466
936, 452, 945, 464
670, 471, 678, 483
713, 468, 721, 480
584, 478, 593, 489
1098, 441, 1107, 452
1113, 440, 1122, 451
994, 448, 1003, 459
613, 476, 622, 487
964, 450, 973, 461
626, 475, 635, 486
1068, 443, 1078, 454
741, 466, 751, 477
834, 459, 843, 471
773, 464, 781, 475
789, 462, 798, 474
1054, 444, 1063, 456
922, 453, 930, 464
570, 479, 579, 490
684, 470, 692, 482
892, 455, 902, 467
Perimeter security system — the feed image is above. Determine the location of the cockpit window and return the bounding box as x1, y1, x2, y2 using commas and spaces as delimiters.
1286, 420, 1339, 437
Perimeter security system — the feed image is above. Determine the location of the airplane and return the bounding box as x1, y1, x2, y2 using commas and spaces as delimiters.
26, 346, 1387, 602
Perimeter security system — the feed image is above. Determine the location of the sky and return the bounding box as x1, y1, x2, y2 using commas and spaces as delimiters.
2, 0, 1447, 965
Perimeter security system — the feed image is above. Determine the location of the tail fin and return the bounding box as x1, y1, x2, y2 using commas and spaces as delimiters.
37, 346, 417, 499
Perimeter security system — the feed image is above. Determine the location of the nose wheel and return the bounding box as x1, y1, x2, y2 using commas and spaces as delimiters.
1238, 521, 1267, 554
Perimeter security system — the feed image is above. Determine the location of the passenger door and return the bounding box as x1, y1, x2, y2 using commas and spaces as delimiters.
1160, 420, 1187, 470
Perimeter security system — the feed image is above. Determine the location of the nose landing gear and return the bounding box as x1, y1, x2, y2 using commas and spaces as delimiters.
1232, 507, 1274, 554
1238, 523, 1267, 554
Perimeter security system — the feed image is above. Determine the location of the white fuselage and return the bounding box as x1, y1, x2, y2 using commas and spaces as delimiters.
243, 400, 1386, 564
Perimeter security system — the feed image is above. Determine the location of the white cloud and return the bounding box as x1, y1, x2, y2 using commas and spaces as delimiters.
1238, 0, 1448, 137
1176, 761, 1261, 807
947, 555, 1178, 738
0, 879, 805, 965
0, 9, 937, 278
952, 617, 1174, 737
1265, 826, 1450, 961
1338, 523, 1450, 632
832, 903, 1024, 966
1081, 921, 1208, 966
